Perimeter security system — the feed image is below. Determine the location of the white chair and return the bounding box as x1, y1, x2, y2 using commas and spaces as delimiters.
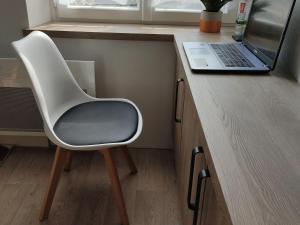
12, 31, 143, 225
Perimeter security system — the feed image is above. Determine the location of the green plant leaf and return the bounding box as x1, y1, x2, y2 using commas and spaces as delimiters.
201, 0, 233, 12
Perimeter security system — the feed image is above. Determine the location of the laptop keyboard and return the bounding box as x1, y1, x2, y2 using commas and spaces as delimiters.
210, 44, 255, 68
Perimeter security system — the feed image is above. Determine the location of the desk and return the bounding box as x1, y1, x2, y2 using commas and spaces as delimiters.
175, 32, 300, 225
26, 22, 300, 225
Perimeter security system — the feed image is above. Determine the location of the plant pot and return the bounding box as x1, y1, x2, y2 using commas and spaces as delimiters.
199, 11, 223, 33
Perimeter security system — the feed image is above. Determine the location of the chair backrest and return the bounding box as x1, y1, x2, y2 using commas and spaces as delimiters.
12, 31, 89, 129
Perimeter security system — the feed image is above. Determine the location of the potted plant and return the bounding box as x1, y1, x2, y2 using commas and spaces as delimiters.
200, 0, 232, 33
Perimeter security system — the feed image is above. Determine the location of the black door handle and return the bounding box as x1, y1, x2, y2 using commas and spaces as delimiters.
175, 78, 184, 123
187, 146, 204, 210
192, 169, 210, 225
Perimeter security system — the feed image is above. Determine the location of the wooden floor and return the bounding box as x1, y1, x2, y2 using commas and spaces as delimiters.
0, 147, 182, 225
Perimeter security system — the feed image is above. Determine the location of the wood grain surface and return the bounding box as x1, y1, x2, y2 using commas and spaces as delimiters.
24, 22, 180, 41
0, 147, 181, 225
174, 31, 300, 225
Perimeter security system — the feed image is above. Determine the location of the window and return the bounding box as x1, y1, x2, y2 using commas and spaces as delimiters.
69, 0, 139, 10
154, 0, 204, 12
149, 0, 237, 24
55, 0, 142, 22
54, 0, 238, 24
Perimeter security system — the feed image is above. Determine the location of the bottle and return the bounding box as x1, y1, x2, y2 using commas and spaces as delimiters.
233, 0, 252, 41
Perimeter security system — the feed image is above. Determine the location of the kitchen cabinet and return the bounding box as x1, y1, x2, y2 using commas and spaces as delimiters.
174, 69, 231, 225
180, 86, 205, 225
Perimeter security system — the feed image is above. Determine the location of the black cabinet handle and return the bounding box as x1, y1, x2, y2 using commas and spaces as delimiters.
192, 169, 210, 225
187, 147, 210, 225
187, 146, 204, 210
175, 78, 184, 123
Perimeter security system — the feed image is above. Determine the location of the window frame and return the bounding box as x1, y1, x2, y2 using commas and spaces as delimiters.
149, 1, 238, 24
53, 0, 238, 25
55, 0, 143, 22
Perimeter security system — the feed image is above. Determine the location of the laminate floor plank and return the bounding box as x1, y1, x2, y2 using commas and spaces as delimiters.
0, 147, 181, 225
136, 149, 175, 191
0, 183, 36, 225
72, 152, 110, 225
8, 184, 42, 225
0, 150, 26, 186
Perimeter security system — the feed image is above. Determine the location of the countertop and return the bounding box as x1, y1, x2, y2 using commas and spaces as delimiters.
26, 22, 300, 225
174, 30, 300, 225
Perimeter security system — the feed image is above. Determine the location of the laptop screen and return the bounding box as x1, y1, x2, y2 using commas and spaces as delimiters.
243, 0, 296, 69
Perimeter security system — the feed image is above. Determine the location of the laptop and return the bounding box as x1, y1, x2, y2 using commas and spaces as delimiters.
183, 0, 296, 73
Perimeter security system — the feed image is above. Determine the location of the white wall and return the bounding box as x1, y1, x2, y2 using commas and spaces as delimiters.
25, 0, 52, 27
276, 1, 300, 81
0, 0, 28, 57
0, 0, 51, 57
53, 38, 176, 149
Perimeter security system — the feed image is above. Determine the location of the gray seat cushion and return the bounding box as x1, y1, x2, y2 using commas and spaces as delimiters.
54, 101, 138, 146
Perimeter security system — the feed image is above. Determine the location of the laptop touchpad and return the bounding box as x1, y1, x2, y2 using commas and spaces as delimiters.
193, 58, 208, 67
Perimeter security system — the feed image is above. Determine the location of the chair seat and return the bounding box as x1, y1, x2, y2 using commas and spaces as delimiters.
53, 101, 138, 146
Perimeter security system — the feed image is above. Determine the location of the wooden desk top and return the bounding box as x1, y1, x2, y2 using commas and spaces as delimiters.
26, 22, 300, 225
174, 31, 300, 225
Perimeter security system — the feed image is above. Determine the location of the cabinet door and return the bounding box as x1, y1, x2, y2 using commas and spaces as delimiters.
199, 170, 231, 225
180, 87, 206, 225
179, 87, 232, 225
174, 59, 185, 174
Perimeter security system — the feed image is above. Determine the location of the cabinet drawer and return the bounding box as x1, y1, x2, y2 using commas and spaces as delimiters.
174, 79, 231, 225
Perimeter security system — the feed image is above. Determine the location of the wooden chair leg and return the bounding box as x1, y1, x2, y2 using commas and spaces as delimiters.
39, 147, 68, 221
64, 151, 73, 172
121, 146, 138, 174
100, 149, 130, 225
